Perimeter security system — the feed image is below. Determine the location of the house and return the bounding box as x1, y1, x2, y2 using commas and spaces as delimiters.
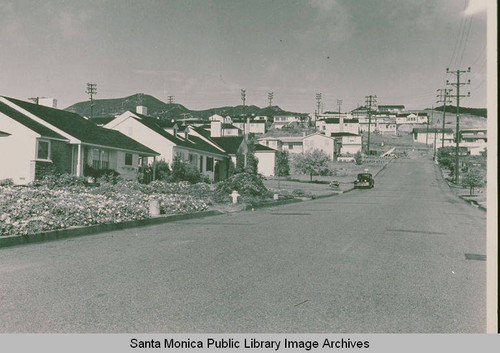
254, 144, 277, 176
459, 129, 487, 155
208, 114, 232, 124
303, 133, 336, 160
396, 113, 427, 125
377, 105, 405, 113
0, 96, 159, 185
272, 115, 301, 129
328, 132, 363, 155
232, 117, 267, 134
316, 117, 359, 135
256, 136, 303, 154
411, 127, 454, 146
104, 110, 231, 181
256, 136, 283, 151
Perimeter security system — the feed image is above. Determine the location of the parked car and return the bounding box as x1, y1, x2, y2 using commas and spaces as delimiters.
354, 173, 374, 189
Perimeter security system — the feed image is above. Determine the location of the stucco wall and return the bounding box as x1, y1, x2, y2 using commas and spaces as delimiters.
255, 152, 275, 176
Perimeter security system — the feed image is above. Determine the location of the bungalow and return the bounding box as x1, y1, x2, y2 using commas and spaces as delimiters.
396, 113, 427, 125
208, 114, 232, 124
315, 117, 359, 135
232, 117, 267, 134
272, 115, 301, 129
256, 136, 303, 154
104, 110, 230, 181
411, 127, 454, 146
303, 133, 336, 160
0, 96, 158, 185
377, 105, 405, 113
328, 132, 363, 155
459, 129, 487, 155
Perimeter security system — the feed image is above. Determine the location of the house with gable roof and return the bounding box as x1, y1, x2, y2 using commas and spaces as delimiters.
0, 96, 158, 184
105, 109, 231, 181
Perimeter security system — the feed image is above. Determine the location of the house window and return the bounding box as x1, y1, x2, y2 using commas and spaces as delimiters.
289, 143, 293, 149
206, 157, 214, 172
101, 150, 109, 169
36, 140, 50, 160
125, 153, 133, 166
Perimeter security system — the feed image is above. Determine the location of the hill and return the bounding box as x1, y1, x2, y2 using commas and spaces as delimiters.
65, 93, 305, 120
427, 105, 487, 118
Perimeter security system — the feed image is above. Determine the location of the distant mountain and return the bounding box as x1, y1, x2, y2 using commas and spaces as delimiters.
65, 93, 305, 121
427, 105, 487, 118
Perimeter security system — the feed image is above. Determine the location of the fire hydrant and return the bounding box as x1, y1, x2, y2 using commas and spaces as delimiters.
230, 190, 240, 204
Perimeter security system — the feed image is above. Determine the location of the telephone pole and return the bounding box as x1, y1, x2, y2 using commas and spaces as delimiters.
268, 91, 274, 107
425, 106, 432, 145
436, 88, 453, 148
241, 89, 246, 106
446, 67, 471, 184
337, 99, 342, 115
86, 83, 97, 119
365, 95, 377, 153
315, 93, 322, 117
167, 96, 175, 104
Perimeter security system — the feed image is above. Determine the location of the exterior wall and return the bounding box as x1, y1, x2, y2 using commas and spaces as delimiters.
281, 141, 303, 154
255, 151, 275, 176
258, 139, 282, 151
105, 117, 176, 164
303, 135, 335, 160
222, 128, 241, 136
339, 136, 362, 155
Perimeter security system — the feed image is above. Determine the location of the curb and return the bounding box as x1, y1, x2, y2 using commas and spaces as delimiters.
0, 210, 223, 249
244, 198, 303, 211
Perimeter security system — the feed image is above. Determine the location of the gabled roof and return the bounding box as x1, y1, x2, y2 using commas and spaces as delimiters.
88, 116, 116, 125
254, 144, 276, 152
120, 112, 227, 156
0, 102, 67, 140
2, 97, 157, 155
211, 136, 245, 154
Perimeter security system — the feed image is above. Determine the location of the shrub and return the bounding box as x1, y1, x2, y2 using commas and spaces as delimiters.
169, 155, 209, 183
275, 150, 290, 177
214, 172, 270, 202
0, 179, 14, 187
354, 151, 363, 165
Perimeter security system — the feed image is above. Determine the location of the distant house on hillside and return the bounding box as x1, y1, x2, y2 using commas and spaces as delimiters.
303, 133, 336, 160
315, 117, 359, 135
0, 97, 158, 184
232, 117, 267, 134
272, 115, 301, 129
459, 129, 487, 155
411, 127, 454, 146
378, 105, 405, 113
328, 132, 362, 155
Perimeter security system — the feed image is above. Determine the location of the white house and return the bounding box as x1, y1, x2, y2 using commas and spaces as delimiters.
0, 96, 159, 185
105, 110, 230, 181
328, 132, 362, 155
208, 114, 232, 124
459, 129, 487, 155
412, 127, 454, 146
272, 115, 301, 129
303, 133, 336, 160
232, 117, 267, 134
254, 144, 277, 176
316, 117, 359, 135
377, 105, 405, 113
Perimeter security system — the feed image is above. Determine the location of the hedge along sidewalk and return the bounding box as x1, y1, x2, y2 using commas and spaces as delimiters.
0, 210, 223, 249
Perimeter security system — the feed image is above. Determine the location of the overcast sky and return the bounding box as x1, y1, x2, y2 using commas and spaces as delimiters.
0, 0, 489, 112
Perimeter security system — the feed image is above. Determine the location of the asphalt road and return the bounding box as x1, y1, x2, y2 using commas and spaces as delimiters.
0, 155, 486, 333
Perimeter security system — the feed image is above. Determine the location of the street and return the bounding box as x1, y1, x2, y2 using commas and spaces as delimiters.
0, 154, 486, 333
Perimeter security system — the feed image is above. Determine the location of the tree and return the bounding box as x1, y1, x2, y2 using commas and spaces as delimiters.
437, 147, 455, 170
294, 149, 331, 181
461, 166, 485, 195
354, 151, 363, 165
275, 150, 290, 177
245, 142, 259, 175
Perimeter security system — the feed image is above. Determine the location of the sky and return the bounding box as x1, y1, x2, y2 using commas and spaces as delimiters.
0, 0, 490, 113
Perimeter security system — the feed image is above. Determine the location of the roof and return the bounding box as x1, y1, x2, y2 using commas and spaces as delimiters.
2, 97, 157, 155
0, 130, 11, 136
254, 144, 277, 152
211, 136, 245, 154
328, 132, 360, 137
378, 105, 405, 109
0, 102, 67, 140
88, 116, 116, 125
412, 128, 453, 134
123, 113, 227, 156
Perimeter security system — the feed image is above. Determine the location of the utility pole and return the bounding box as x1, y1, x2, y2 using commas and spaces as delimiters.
446, 67, 471, 184
337, 99, 342, 115
436, 88, 453, 148
315, 93, 322, 118
86, 83, 97, 119
365, 95, 377, 153
268, 92, 274, 107
241, 89, 246, 106
167, 96, 175, 104
425, 106, 432, 145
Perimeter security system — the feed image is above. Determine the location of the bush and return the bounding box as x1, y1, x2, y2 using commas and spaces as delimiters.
32, 174, 87, 189
0, 179, 14, 187
354, 151, 363, 165
214, 172, 270, 202
170, 155, 209, 184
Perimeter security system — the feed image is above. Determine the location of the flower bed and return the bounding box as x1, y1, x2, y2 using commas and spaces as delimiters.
0, 180, 210, 237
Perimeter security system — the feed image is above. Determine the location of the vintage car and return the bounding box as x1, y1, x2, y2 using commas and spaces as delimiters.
354, 173, 374, 189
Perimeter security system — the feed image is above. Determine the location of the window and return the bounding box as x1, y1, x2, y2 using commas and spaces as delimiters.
36, 140, 50, 160
288, 143, 293, 149
199, 156, 203, 172
101, 150, 109, 169
206, 157, 214, 172
125, 153, 133, 166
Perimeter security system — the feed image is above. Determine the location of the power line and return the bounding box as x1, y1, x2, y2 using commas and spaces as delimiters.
86, 83, 97, 119
436, 88, 453, 148
268, 91, 274, 106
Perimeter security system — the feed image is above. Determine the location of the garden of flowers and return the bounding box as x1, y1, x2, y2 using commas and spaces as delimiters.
0, 173, 290, 237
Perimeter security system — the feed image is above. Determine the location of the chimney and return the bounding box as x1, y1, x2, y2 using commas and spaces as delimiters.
136, 106, 148, 115
184, 127, 190, 141
211, 121, 222, 137
173, 124, 178, 138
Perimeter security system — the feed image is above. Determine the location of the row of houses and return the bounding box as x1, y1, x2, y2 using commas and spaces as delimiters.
0, 97, 281, 184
